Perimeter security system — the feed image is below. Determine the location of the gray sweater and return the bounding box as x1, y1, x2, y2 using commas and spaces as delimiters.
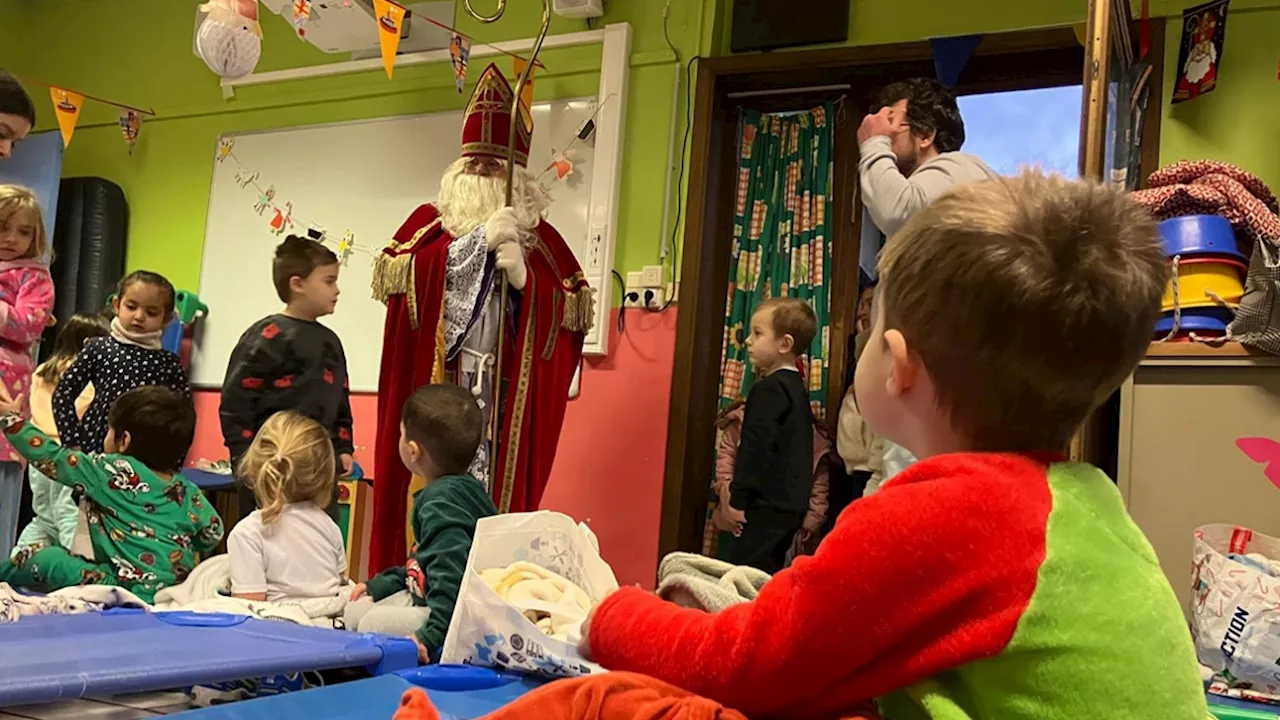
858, 135, 999, 237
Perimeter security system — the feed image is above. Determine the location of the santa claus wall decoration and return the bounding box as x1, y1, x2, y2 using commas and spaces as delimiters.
1173, 0, 1230, 104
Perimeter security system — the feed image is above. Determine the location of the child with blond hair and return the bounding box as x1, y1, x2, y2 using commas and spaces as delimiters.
0, 185, 55, 557
581, 173, 1207, 719
228, 410, 345, 602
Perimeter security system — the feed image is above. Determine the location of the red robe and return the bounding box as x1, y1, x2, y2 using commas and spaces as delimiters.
370, 204, 591, 572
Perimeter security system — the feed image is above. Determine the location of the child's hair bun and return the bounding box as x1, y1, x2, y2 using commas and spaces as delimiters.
276, 234, 311, 256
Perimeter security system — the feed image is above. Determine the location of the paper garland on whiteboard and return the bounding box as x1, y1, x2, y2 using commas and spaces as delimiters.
215, 135, 377, 265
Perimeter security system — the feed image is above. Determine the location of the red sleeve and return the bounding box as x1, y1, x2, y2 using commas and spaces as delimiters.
588, 453, 1053, 719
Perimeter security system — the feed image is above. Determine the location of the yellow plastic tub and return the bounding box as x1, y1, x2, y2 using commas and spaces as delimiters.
1161, 258, 1246, 311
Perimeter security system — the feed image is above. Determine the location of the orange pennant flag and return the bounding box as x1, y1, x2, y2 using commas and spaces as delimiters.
49, 87, 84, 148
372, 0, 407, 79
512, 56, 535, 130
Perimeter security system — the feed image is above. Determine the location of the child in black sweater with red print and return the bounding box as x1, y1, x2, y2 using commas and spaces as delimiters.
220, 236, 353, 523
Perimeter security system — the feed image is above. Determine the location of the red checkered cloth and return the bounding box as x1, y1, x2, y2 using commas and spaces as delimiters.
1131, 160, 1280, 246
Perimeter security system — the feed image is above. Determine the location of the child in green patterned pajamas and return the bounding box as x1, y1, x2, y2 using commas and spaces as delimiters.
0, 385, 222, 602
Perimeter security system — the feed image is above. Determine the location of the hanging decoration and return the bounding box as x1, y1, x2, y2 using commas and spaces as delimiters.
254, 185, 275, 214
545, 148, 576, 182
117, 109, 141, 155
512, 56, 535, 130
214, 137, 381, 260
291, 0, 312, 38
217, 137, 236, 162
194, 0, 263, 80
337, 231, 355, 265
450, 33, 472, 94
269, 201, 294, 234
12, 73, 154, 152
1173, 0, 1230, 104
48, 88, 84, 149
372, 0, 407, 79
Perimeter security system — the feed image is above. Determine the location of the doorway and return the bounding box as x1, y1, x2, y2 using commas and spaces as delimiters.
661, 23, 1165, 560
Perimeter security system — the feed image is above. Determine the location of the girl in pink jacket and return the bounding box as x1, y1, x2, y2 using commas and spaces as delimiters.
0, 185, 56, 557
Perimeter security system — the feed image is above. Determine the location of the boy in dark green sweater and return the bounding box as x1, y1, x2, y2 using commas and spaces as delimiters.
346, 384, 496, 663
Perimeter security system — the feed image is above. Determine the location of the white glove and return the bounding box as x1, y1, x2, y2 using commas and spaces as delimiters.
494, 241, 527, 290
483, 207, 521, 251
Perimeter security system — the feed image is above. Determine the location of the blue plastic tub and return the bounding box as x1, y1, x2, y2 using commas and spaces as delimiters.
1159, 215, 1246, 261
1154, 306, 1235, 335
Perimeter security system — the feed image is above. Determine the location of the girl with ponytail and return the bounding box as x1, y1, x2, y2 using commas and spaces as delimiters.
228, 410, 346, 602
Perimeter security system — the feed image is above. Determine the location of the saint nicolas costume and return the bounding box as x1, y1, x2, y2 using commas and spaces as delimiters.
369, 64, 593, 572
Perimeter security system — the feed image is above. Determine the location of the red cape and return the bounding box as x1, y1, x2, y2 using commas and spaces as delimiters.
370, 204, 591, 572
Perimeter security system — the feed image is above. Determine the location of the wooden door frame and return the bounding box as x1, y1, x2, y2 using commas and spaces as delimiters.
658, 25, 1167, 562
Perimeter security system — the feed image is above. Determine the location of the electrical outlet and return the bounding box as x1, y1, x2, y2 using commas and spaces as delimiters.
642, 286, 667, 310
665, 281, 680, 303
641, 265, 664, 287
585, 225, 606, 270
625, 271, 644, 288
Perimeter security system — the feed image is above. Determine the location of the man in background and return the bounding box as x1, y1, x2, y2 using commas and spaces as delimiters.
0, 71, 35, 160
854, 77, 997, 484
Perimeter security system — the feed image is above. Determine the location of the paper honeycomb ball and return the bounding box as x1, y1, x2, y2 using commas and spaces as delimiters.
195, 6, 262, 79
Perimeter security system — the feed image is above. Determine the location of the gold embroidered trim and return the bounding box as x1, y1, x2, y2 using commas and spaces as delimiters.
370, 218, 441, 327
462, 142, 529, 167
430, 292, 447, 384
499, 294, 537, 514
542, 286, 560, 361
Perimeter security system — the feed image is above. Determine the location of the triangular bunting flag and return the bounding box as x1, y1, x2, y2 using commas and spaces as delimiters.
513, 56, 535, 130
450, 33, 472, 94
49, 87, 84, 148
371, 0, 406, 79
930, 35, 983, 88
118, 109, 141, 155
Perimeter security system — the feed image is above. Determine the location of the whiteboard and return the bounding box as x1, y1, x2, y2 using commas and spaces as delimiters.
193, 99, 601, 391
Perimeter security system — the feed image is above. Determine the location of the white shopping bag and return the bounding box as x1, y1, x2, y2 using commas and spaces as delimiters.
441, 511, 618, 678
1192, 524, 1280, 692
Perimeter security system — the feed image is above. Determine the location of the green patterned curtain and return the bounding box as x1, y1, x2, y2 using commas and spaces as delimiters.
718, 104, 835, 419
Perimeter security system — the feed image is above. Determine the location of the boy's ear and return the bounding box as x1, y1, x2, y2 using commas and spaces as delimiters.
780, 332, 796, 355
408, 439, 425, 465
119, 430, 133, 454
288, 275, 305, 296
884, 328, 918, 396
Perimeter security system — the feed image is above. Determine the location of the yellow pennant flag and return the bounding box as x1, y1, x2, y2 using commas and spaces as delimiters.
372, 0, 407, 79
512, 56, 535, 131
49, 87, 85, 148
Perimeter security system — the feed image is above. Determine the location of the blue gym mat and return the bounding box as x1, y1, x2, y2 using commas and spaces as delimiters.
167, 669, 546, 720
0, 609, 417, 707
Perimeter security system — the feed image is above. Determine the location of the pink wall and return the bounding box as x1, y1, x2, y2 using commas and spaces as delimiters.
188, 307, 678, 587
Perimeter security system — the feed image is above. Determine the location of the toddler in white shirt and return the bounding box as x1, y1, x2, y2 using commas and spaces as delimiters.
228, 410, 345, 602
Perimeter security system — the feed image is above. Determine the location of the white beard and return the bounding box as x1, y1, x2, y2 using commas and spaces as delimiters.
436, 157, 550, 240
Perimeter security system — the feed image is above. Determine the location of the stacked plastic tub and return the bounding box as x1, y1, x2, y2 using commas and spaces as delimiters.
1155, 215, 1247, 341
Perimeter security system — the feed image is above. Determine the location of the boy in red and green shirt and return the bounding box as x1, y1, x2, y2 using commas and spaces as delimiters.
582, 174, 1208, 719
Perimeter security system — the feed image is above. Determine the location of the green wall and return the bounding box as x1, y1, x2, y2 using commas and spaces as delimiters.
1157, 5, 1280, 190
5, 0, 1279, 296
0, 0, 718, 293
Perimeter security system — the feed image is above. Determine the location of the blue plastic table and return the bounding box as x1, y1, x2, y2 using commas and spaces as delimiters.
0, 609, 417, 707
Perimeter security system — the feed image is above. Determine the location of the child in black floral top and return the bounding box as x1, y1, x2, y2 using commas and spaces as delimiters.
52, 271, 190, 454
220, 236, 353, 523
0, 386, 221, 602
